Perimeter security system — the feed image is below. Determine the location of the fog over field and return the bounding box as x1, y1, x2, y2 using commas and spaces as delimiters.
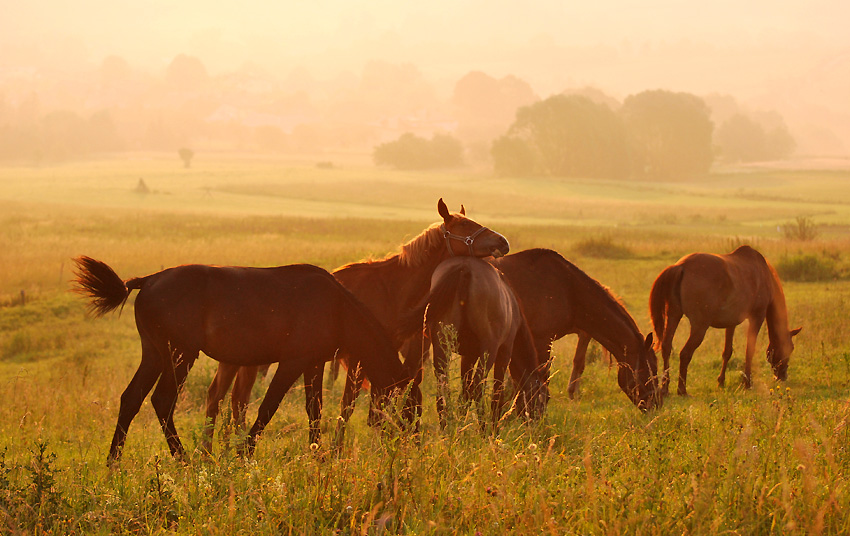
2, 0, 849, 157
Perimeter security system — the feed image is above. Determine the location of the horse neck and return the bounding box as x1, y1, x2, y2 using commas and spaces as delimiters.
765, 273, 792, 352
339, 293, 406, 389
578, 291, 644, 364
341, 245, 448, 329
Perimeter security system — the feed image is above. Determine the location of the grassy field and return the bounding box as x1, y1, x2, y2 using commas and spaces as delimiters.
1, 154, 849, 534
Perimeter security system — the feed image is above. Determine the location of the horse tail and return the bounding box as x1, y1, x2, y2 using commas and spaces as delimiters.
648, 264, 683, 350
72, 256, 134, 317
396, 263, 470, 341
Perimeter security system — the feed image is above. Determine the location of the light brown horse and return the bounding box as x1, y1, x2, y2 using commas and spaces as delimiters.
492, 248, 659, 410
399, 256, 549, 430
202, 199, 510, 450
649, 245, 801, 396
72, 258, 421, 464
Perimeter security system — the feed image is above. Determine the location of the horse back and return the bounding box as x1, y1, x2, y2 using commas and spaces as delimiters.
133, 264, 348, 364
678, 250, 773, 326
433, 257, 520, 349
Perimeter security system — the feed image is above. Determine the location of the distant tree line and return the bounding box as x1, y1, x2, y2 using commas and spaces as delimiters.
377, 88, 796, 179
373, 133, 464, 170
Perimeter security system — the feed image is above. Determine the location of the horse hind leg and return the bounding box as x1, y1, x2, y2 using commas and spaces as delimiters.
108, 338, 163, 465
660, 311, 683, 397
677, 323, 708, 396
717, 327, 735, 388
150, 347, 198, 461
567, 332, 591, 399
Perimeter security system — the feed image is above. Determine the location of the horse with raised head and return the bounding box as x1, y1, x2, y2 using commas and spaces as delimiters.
202, 198, 510, 449
399, 256, 549, 429
73, 257, 421, 465
492, 248, 660, 411
649, 245, 801, 396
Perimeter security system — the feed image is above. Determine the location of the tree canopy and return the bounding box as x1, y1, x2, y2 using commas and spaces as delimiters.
620, 90, 714, 180
493, 89, 716, 180
492, 94, 629, 178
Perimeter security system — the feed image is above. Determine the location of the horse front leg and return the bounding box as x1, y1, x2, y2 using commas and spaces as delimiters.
241, 362, 307, 458
567, 332, 591, 399
400, 335, 427, 429
743, 317, 765, 389
431, 327, 451, 429
334, 356, 362, 448
490, 351, 510, 434
717, 327, 735, 388
677, 323, 708, 396
232, 365, 261, 429
303, 362, 324, 446
202, 362, 241, 454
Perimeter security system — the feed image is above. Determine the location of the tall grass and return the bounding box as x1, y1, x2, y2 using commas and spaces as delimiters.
1, 157, 850, 533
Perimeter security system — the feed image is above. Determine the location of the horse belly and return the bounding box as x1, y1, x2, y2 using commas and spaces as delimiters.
202, 310, 336, 367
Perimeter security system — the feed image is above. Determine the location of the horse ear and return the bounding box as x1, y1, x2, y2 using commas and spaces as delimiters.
644, 333, 654, 350
460, 204, 466, 215
437, 198, 451, 222
790, 327, 802, 337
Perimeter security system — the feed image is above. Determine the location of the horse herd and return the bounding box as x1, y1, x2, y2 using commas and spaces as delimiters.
73, 199, 800, 465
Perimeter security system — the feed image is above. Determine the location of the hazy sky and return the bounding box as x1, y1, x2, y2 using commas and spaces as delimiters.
3, 0, 850, 134
4, 1, 848, 76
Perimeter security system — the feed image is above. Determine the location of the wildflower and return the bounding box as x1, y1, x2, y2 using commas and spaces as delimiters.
496, 471, 503, 478
310, 443, 319, 451
528, 443, 538, 452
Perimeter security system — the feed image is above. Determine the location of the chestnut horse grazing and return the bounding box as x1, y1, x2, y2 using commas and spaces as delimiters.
492, 248, 659, 411
399, 257, 549, 429
649, 245, 801, 396
202, 199, 510, 449
73, 257, 420, 464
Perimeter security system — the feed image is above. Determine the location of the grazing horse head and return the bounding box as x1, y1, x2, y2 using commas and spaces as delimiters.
437, 198, 509, 259
618, 333, 661, 411
766, 326, 802, 381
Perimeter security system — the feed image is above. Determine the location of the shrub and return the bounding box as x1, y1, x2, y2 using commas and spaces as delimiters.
573, 236, 633, 259
782, 216, 818, 241
776, 253, 839, 282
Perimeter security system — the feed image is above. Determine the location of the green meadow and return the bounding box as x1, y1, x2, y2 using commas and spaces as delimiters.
1, 154, 849, 534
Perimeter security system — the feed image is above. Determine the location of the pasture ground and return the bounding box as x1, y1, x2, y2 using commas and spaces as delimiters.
1, 154, 849, 534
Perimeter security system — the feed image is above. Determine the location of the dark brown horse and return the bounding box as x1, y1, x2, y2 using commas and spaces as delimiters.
73, 258, 421, 464
399, 256, 548, 429
202, 199, 510, 449
492, 248, 659, 410
649, 245, 801, 396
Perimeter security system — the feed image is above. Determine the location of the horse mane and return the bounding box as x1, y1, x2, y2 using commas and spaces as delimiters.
336, 222, 444, 272
398, 222, 444, 267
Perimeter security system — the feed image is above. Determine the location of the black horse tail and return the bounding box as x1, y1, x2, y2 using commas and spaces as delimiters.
72, 256, 133, 317
648, 264, 683, 351
396, 263, 471, 341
